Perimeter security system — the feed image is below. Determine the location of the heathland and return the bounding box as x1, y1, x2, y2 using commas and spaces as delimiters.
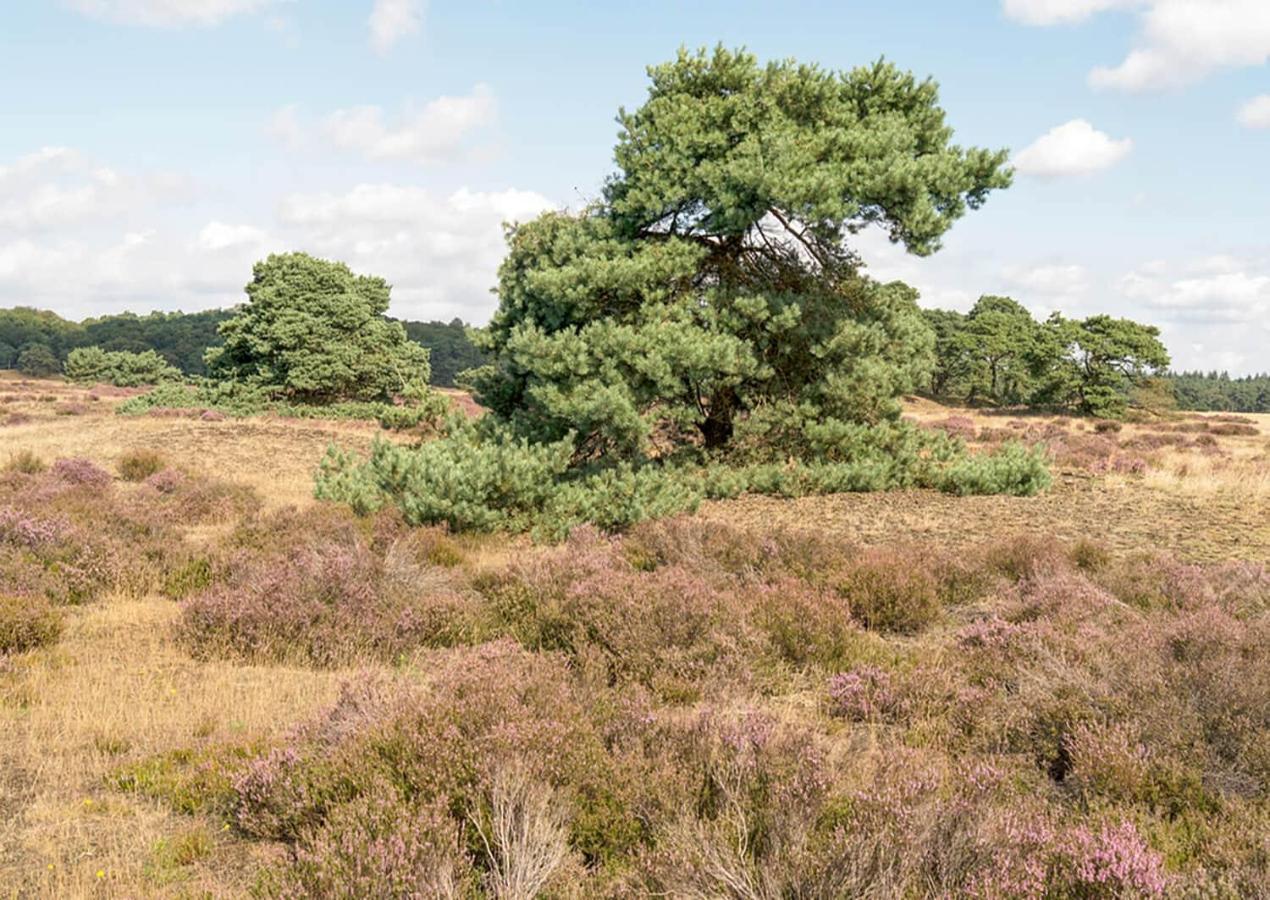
1, 372, 1268, 897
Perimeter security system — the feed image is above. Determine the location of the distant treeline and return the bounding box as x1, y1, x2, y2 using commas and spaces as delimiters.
0, 307, 488, 387
1166, 371, 1270, 413
921, 296, 1170, 418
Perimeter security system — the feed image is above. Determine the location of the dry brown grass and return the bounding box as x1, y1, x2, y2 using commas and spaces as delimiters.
0, 373, 385, 509
0, 593, 345, 896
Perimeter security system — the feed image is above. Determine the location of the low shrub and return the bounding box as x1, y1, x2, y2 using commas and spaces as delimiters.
116, 378, 450, 427
117, 449, 165, 482
64, 346, 181, 387
0, 594, 63, 653
233, 643, 635, 886
932, 415, 977, 440
178, 525, 476, 666
1208, 422, 1259, 437
828, 665, 899, 721
833, 547, 943, 633
4, 449, 44, 474
938, 441, 1052, 496
50, 457, 112, 487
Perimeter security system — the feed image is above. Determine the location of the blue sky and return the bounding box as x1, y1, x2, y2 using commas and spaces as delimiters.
1, 0, 1267, 372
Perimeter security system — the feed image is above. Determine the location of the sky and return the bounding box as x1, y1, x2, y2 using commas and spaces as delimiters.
1, 0, 1268, 374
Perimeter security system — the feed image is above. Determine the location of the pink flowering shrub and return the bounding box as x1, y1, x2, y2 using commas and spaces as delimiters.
933, 415, 978, 440
235, 642, 635, 890
828, 665, 898, 721
144, 468, 185, 494
179, 535, 476, 666
833, 545, 943, 633
478, 530, 760, 698
50, 456, 112, 487
258, 787, 473, 898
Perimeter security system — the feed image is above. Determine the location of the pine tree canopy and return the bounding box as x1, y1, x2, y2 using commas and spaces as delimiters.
468, 46, 1012, 463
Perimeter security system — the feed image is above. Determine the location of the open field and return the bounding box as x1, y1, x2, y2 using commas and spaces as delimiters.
2, 375, 1269, 897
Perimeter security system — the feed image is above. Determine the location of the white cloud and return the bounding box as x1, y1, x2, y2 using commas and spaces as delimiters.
1119, 259, 1270, 323
277, 183, 553, 320
1002, 0, 1141, 26
274, 86, 497, 165
1003, 263, 1090, 295
369, 0, 425, 54
0, 146, 191, 231
1013, 119, 1133, 177
64, 0, 277, 27
1008, 0, 1270, 91
196, 221, 270, 252
1237, 95, 1270, 129
0, 144, 555, 322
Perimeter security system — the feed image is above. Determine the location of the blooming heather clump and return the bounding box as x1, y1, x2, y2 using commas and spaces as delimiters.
235, 641, 634, 890
179, 537, 476, 666
144, 468, 185, 494
957, 616, 1024, 652
49, 457, 112, 487
1008, 569, 1119, 623
262, 788, 472, 898
0, 507, 67, 548
933, 415, 977, 440
1059, 820, 1168, 896
828, 666, 897, 721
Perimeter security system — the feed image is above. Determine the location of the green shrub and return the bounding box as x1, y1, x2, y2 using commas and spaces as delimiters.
0, 595, 63, 653
117, 449, 165, 482
316, 426, 573, 533
64, 346, 181, 387
938, 442, 1052, 496
116, 378, 449, 427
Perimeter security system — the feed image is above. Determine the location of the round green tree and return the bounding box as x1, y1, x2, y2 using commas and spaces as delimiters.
16, 343, 60, 377
206, 252, 430, 403
467, 47, 1011, 463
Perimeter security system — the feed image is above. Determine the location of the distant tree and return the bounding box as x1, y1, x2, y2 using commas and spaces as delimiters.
0, 308, 83, 361
399, 317, 489, 387
468, 47, 1010, 461
16, 343, 61, 377
0, 341, 15, 368
205, 253, 431, 403
64, 346, 181, 387
82, 309, 231, 375
958, 295, 1040, 405
921, 308, 971, 398
1036, 314, 1171, 417
1166, 371, 1270, 413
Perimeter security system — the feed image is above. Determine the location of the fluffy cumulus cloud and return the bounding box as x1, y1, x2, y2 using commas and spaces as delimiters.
274, 86, 497, 165
1237, 95, 1270, 129
277, 183, 553, 320
64, 0, 278, 27
0, 146, 191, 231
1117, 255, 1270, 371
1006, 0, 1270, 91
1013, 119, 1133, 177
0, 146, 552, 322
369, 0, 425, 54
